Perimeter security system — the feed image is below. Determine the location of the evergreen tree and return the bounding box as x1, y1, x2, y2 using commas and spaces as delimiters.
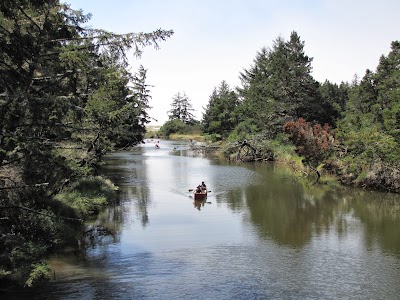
167, 92, 195, 124
336, 40, 400, 189
201, 88, 219, 133
202, 81, 240, 137
318, 80, 349, 126
109, 65, 153, 147
0, 0, 173, 175
238, 32, 323, 137
0, 0, 173, 283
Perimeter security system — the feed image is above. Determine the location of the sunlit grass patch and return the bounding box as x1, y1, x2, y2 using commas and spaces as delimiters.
169, 132, 205, 141
55, 176, 118, 217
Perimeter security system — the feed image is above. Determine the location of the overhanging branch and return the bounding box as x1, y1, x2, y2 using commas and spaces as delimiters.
0, 205, 82, 221
0, 183, 49, 190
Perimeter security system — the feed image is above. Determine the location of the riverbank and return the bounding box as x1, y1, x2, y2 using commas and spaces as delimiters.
0, 175, 119, 290
8, 139, 400, 300
1, 141, 395, 296
168, 133, 400, 194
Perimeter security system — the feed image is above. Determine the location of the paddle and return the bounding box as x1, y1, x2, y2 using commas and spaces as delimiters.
188, 189, 211, 192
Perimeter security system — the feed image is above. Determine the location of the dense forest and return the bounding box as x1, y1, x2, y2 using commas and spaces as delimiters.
1, 0, 399, 290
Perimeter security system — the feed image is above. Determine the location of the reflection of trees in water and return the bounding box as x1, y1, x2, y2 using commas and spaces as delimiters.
81, 205, 123, 250
243, 181, 319, 247
80, 181, 151, 253
223, 164, 400, 255
222, 163, 346, 247
219, 188, 247, 211
130, 184, 150, 227
350, 191, 400, 255
84, 152, 151, 251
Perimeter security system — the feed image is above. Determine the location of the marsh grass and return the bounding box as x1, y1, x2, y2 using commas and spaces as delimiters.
169, 132, 204, 141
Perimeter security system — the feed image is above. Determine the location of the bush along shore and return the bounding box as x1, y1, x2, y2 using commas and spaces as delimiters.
188, 134, 400, 194
0, 175, 118, 290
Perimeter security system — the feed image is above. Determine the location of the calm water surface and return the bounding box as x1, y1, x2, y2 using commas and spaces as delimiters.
18, 140, 400, 299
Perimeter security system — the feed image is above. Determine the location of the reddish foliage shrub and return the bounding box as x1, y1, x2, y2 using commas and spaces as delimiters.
283, 118, 335, 164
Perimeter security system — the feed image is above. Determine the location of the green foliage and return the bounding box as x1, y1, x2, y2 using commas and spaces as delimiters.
55, 176, 118, 217
207, 133, 223, 142
158, 119, 186, 137
227, 119, 259, 142
0, 0, 172, 286
334, 41, 400, 191
202, 81, 240, 137
111, 65, 153, 147
237, 32, 332, 138
0, 0, 173, 177
25, 262, 51, 288
318, 80, 349, 126
261, 133, 302, 163
337, 41, 400, 167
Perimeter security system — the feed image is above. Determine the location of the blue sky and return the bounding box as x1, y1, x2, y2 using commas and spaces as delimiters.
66, 0, 400, 124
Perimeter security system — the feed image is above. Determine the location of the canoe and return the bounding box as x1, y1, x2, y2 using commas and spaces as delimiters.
193, 190, 207, 200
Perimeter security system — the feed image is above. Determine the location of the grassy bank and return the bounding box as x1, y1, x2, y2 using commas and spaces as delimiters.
0, 175, 118, 289
54, 176, 118, 218
169, 132, 205, 141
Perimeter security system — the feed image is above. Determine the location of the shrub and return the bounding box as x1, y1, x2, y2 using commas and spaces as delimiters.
54, 176, 118, 217
228, 119, 259, 142
158, 119, 186, 137
283, 118, 335, 166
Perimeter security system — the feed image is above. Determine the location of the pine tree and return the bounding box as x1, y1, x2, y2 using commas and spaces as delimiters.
202, 81, 240, 137
238, 32, 323, 137
168, 92, 195, 124
336, 40, 400, 190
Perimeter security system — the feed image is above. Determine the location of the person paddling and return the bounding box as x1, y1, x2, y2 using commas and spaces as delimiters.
195, 185, 202, 193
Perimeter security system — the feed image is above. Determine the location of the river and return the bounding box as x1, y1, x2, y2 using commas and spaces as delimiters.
15, 140, 400, 299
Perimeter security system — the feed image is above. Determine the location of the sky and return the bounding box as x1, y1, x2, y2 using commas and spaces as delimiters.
66, 0, 400, 125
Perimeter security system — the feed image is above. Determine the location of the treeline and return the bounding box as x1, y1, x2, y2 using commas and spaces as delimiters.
0, 0, 172, 287
160, 32, 400, 192
201, 32, 399, 192
161, 32, 399, 192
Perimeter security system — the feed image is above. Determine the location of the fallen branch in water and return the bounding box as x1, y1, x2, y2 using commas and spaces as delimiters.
309, 163, 321, 185
289, 161, 308, 177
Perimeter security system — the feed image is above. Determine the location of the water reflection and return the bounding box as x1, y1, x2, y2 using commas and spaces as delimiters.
220, 162, 400, 255
193, 199, 206, 210
81, 206, 123, 250
93, 146, 400, 259
32, 140, 400, 300
351, 191, 400, 255
102, 149, 151, 228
